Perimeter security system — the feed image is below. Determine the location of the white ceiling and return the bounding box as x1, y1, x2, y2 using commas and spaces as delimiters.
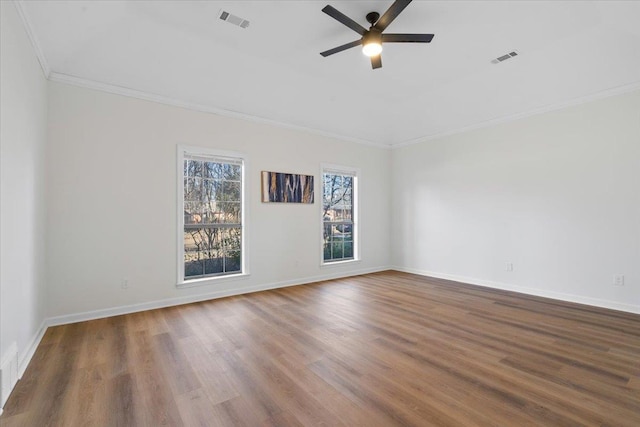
17, 1, 640, 146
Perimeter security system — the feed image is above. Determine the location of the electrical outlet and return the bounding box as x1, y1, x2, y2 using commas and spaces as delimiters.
121, 278, 129, 289
506, 263, 514, 272
613, 274, 625, 287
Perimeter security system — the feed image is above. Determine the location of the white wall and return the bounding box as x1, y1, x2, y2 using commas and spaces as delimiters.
45, 82, 391, 319
392, 90, 640, 313
0, 1, 48, 378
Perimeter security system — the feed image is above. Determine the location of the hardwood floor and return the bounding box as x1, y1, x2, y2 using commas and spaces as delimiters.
2, 271, 639, 426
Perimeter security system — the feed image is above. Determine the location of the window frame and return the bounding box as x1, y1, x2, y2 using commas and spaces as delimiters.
177, 145, 249, 287
320, 164, 360, 266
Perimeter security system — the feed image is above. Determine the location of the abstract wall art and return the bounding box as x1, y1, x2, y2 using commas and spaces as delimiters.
261, 171, 314, 203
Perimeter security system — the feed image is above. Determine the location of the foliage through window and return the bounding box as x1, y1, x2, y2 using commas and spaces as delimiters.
323, 169, 356, 263
182, 153, 243, 280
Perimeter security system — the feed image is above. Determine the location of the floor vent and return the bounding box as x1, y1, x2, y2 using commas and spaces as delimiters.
219, 10, 250, 29
491, 51, 519, 64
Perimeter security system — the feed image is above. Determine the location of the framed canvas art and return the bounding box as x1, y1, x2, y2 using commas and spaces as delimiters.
261, 171, 314, 203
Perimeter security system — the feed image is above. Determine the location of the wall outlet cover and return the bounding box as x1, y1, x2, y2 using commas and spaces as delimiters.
613, 274, 625, 286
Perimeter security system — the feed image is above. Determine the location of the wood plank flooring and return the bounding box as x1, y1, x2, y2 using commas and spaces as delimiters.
2, 271, 639, 426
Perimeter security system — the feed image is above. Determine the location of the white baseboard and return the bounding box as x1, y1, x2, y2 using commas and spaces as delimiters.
1, 321, 48, 411
392, 266, 640, 314
18, 321, 47, 379
46, 266, 391, 327
1, 342, 18, 409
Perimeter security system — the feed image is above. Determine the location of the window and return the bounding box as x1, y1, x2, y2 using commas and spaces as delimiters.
322, 167, 358, 263
178, 147, 246, 285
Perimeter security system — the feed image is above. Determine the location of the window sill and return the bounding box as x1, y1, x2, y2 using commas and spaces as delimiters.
320, 259, 361, 268
177, 272, 251, 289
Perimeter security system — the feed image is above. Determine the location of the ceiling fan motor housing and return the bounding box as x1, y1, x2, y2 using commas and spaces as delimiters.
363, 28, 382, 45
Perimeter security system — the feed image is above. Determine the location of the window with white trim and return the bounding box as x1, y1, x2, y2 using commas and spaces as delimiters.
322, 167, 357, 263
178, 147, 245, 284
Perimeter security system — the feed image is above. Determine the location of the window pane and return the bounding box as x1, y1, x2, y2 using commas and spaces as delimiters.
184, 229, 203, 252
202, 179, 220, 202
222, 181, 241, 202
225, 254, 241, 273
186, 160, 203, 178
223, 164, 241, 181
336, 224, 353, 238
202, 227, 222, 251
344, 241, 353, 258
182, 152, 244, 281
184, 178, 203, 201
204, 162, 223, 179
187, 227, 243, 275
223, 228, 242, 273
185, 251, 204, 277
322, 171, 355, 263
184, 229, 203, 277
343, 188, 352, 203
184, 202, 205, 225
200, 227, 222, 275
203, 238, 223, 274
204, 256, 223, 275
223, 228, 241, 248
344, 228, 353, 242
201, 201, 217, 224
332, 240, 344, 259
217, 202, 240, 223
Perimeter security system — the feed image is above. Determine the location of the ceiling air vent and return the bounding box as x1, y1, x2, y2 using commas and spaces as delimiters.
491, 51, 518, 64
219, 10, 250, 29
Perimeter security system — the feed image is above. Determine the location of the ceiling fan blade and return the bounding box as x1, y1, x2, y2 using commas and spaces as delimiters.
322, 5, 367, 36
382, 33, 434, 43
320, 39, 362, 57
371, 55, 382, 69
374, 0, 412, 32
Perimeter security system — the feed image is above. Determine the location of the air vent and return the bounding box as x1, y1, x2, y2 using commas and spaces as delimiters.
491, 51, 519, 64
219, 10, 250, 29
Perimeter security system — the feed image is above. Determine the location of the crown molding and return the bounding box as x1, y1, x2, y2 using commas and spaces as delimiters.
13, 0, 50, 78
47, 72, 391, 150
392, 80, 640, 149
14, 0, 639, 150
33, 71, 640, 152
42, 71, 640, 150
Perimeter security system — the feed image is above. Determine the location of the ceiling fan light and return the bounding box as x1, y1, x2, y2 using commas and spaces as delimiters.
362, 42, 382, 57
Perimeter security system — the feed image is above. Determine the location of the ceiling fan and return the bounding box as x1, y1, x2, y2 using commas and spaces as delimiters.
320, 0, 434, 69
